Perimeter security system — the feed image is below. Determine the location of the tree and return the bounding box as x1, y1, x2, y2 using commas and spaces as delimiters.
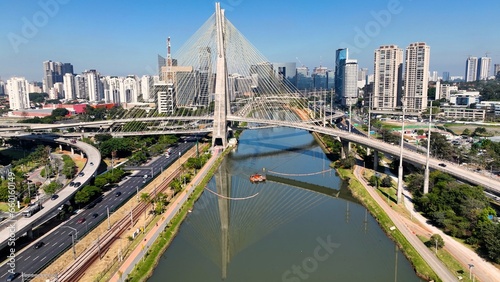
95, 133, 113, 143
462, 128, 471, 136
429, 234, 445, 250
43, 181, 61, 195
369, 175, 380, 188
381, 175, 393, 187
140, 192, 150, 220
51, 108, 69, 118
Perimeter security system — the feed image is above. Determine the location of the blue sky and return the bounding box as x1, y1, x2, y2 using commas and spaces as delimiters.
1, 0, 499, 81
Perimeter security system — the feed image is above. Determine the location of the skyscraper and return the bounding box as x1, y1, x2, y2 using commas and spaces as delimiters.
404, 42, 430, 111
296, 66, 312, 90
335, 48, 348, 100
465, 57, 478, 82
477, 57, 491, 80
83, 69, 102, 102
312, 66, 328, 90
7, 77, 30, 110
495, 64, 500, 77
343, 59, 358, 106
373, 45, 403, 110
63, 73, 76, 100
442, 71, 450, 82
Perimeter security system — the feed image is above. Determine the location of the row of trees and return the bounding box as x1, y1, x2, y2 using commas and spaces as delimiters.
407, 170, 500, 263
74, 169, 125, 205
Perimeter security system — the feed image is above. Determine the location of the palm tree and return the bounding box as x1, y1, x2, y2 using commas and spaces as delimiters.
140, 192, 150, 220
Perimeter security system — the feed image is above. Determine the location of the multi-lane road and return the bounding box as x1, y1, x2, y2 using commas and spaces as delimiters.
0, 140, 194, 280
0, 135, 101, 251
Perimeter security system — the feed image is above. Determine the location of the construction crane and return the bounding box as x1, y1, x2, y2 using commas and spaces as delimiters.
296, 57, 305, 67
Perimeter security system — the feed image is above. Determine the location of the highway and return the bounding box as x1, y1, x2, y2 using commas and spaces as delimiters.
0, 140, 193, 280
0, 135, 101, 251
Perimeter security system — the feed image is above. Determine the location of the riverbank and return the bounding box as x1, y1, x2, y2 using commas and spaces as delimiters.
310, 131, 441, 281
121, 147, 231, 282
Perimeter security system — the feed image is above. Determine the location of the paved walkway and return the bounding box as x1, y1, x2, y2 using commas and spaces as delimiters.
109, 149, 220, 282
352, 166, 458, 282
401, 181, 500, 282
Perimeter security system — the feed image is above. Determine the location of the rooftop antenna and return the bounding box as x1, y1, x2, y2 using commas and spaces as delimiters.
485, 51, 490, 57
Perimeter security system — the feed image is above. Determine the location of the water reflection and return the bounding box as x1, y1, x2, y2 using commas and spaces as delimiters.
149, 127, 420, 281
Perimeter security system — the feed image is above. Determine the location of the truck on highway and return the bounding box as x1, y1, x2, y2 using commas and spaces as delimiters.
22, 203, 42, 217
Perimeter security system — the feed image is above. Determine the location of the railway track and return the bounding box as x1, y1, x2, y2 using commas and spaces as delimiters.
57, 167, 182, 282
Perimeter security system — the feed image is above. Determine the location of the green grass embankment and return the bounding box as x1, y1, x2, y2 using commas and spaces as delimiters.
337, 168, 440, 282
125, 148, 231, 282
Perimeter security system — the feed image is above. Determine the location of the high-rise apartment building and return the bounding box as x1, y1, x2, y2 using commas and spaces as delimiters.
442, 71, 450, 82
477, 57, 491, 80
404, 42, 430, 111
312, 66, 328, 90
465, 57, 478, 82
358, 68, 368, 88
373, 45, 403, 110
0, 80, 5, 96
83, 70, 102, 102
141, 75, 152, 102
7, 77, 30, 110
495, 64, 500, 77
296, 66, 312, 90
63, 73, 76, 100
343, 59, 358, 106
43, 61, 74, 93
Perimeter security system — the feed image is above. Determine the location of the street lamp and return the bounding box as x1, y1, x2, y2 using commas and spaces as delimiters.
468, 263, 474, 280
424, 100, 433, 194
397, 98, 406, 204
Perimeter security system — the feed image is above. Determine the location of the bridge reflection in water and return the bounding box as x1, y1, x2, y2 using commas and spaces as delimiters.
150, 127, 420, 281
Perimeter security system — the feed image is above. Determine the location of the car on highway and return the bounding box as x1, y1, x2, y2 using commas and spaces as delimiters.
34, 241, 44, 249
50, 194, 58, 200
69, 181, 75, 187
77, 218, 86, 224
92, 213, 99, 218
90, 162, 94, 166
438, 163, 447, 167
78, 172, 85, 177
6, 272, 20, 281
74, 182, 81, 188
115, 191, 122, 197
57, 204, 64, 211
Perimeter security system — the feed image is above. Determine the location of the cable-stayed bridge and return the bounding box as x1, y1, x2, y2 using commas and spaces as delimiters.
1, 2, 500, 196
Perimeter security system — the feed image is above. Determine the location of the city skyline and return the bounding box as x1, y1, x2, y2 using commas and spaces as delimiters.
1, 0, 499, 81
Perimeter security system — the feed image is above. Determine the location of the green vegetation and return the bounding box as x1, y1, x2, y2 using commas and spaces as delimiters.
74, 169, 125, 206
337, 168, 440, 281
61, 155, 77, 178
407, 170, 500, 263
125, 148, 224, 282
43, 181, 62, 195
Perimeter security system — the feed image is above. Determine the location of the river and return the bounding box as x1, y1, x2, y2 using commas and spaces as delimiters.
149, 127, 421, 281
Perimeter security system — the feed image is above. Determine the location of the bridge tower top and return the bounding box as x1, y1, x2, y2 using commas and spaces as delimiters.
212, 2, 228, 148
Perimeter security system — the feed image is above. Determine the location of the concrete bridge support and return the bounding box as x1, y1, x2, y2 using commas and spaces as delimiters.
59, 144, 62, 151
340, 139, 350, 159
373, 150, 379, 172
27, 228, 34, 239
70, 147, 74, 155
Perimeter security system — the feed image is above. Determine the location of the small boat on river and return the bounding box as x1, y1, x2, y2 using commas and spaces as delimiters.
250, 173, 266, 183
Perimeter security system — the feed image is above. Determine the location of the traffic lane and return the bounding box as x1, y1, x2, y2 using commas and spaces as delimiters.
0, 141, 194, 275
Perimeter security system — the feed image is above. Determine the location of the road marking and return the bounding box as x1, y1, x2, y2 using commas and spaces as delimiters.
59, 242, 65, 248
24, 255, 31, 261
34, 255, 39, 261
40, 256, 46, 262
